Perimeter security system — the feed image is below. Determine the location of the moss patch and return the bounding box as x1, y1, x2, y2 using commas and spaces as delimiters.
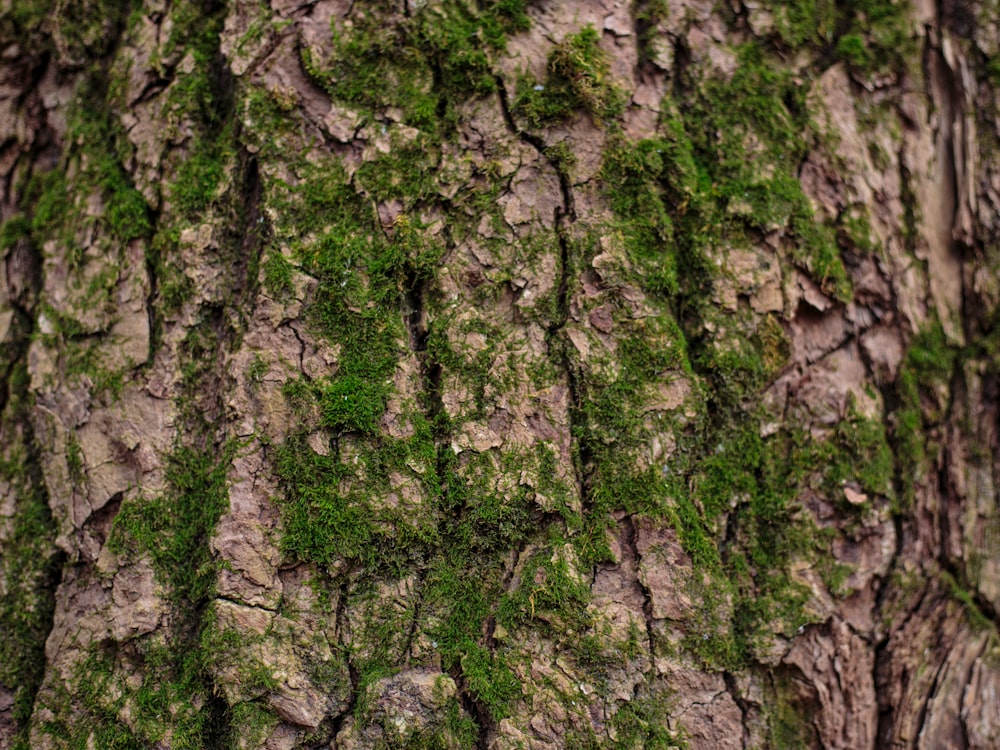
513, 26, 626, 127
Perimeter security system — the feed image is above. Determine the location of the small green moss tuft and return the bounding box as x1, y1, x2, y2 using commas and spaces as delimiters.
514, 26, 625, 127
170, 141, 229, 217
834, 0, 916, 76
0, 214, 30, 250
321, 375, 388, 435
261, 251, 294, 300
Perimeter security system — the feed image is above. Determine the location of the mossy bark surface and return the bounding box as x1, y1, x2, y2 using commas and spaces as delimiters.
2, 0, 1000, 747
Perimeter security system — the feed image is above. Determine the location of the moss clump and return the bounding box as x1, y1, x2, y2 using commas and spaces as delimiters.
19, 84, 151, 260
891, 318, 959, 506
769, 0, 839, 49
44, 640, 228, 749
274, 414, 441, 573
0, 1, 55, 43
513, 26, 625, 127
110, 443, 234, 607
761, 0, 915, 77
497, 543, 590, 632
685, 46, 850, 301
599, 131, 698, 297
837, 205, 879, 255
354, 140, 441, 202
261, 251, 294, 300
65, 77, 152, 245
440, 450, 539, 554
170, 139, 229, 217
422, 561, 521, 722
302, 0, 528, 132
567, 313, 693, 566
568, 689, 688, 749
834, 0, 915, 76
321, 375, 389, 435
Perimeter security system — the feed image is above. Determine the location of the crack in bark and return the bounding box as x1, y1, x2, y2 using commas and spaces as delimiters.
331, 575, 361, 739
722, 671, 753, 748
213, 594, 280, 613
623, 515, 657, 664
912, 610, 963, 746
492, 71, 591, 510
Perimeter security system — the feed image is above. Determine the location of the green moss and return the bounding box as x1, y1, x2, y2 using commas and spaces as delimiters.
52, 639, 229, 750
756, 0, 913, 77
354, 140, 441, 202
891, 318, 958, 506
569, 689, 687, 749
274, 419, 441, 574
770, 0, 839, 49
656, 407, 888, 658
110, 443, 234, 606
987, 56, 1000, 88
171, 139, 229, 217
600, 126, 703, 296
227, 701, 278, 749
26, 169, 70, 245
302, 0, 527, 132
426, 321, 500, 420
513, 26, 625, 127
321, 375, 388, 435
364, 701, 477, 749
497, 542, 590, 632
942, 571, 996, 632
0, 410, 60, 746
66, 80, 152, 244
458, 643, 521, 721
267, 163, 436, 392
261, 251, 294, 300
442, 449, 538, 553
767, 672, 818, 749
421, 561, 520, 721
0, 214, 29, 250
834, 0, 916, 76
246, 353, 268, 385
201, 618, 280, 700
837, 205, 878, 255
830, 407, 894, 499
682, 44, 850, 300
0, 0, 55, 40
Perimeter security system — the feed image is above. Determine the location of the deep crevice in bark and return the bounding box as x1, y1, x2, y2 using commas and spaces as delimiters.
623, 515, 656, 662
331, 576, 361, 739
492, 70, 593, 515
0, 213, 64, 743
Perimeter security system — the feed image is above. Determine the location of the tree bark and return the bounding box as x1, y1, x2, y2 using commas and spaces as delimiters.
2, 0, 1000, 748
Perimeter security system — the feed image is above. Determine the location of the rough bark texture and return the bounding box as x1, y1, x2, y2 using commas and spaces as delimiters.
2, 0, 1000, 748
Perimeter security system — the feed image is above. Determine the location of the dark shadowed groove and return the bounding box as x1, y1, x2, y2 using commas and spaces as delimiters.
450, 668, 494, 750
623, 515, 656, 660
0, 232, 63, 746
722, 671, 752, 747
331, 576, 361, 741
492, 71, 593, 507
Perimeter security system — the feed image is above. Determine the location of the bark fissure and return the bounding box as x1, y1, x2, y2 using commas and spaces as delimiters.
623, 515, 657, 663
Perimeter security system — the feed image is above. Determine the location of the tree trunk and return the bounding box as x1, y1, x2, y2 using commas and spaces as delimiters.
2, 0, 1000, 747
